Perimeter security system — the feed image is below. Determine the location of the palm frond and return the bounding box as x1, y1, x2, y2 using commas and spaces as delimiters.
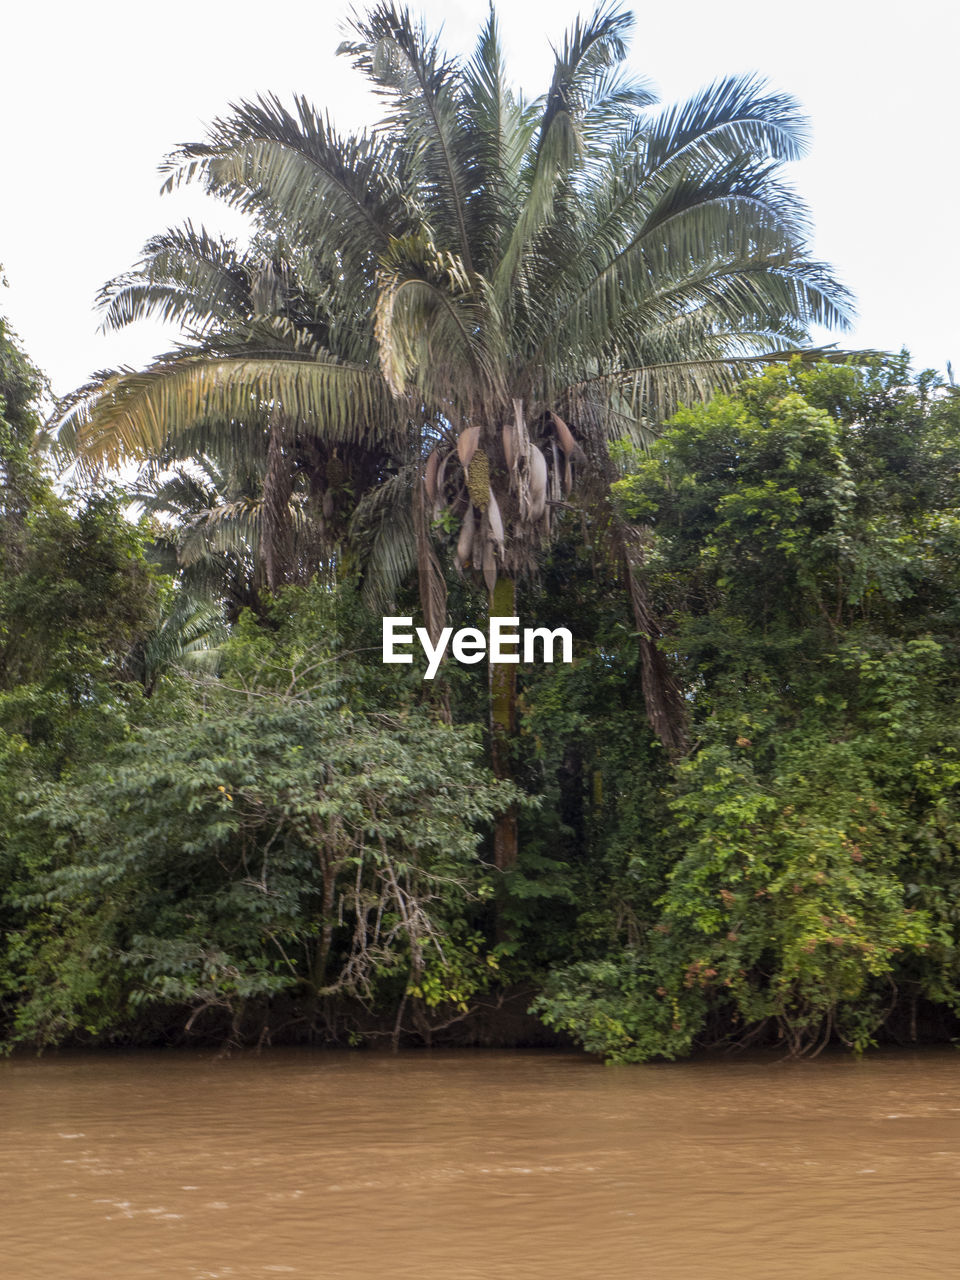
138, 593, 228, 691
339, 2, 475, 272
58, 353, 402, 468
349, 468, 419, 614
97, 222, 253, 333
375, 231, 505, 404
565, 345, 886, 436
493, 4, 638, 306
461, 8, 537, 273
162, 95, 408, 270
640, 74, 810, 173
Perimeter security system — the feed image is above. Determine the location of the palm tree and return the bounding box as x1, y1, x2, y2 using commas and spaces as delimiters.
126, 590, 227, 696
130, 451, 267, 619
61, 2, 853, 868
58, 221, 408, 593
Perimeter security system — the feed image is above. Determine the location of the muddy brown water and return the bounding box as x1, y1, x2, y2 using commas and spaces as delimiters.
3, 1047, 959, 1278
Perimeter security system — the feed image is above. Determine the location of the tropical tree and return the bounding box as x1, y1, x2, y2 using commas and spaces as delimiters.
59, 222, 407, 594
536, 359, 960, 1060
59, 2, 853, 868
130, 450, 265, 618
6, 584, 514, 1050
1, 308, 49, 575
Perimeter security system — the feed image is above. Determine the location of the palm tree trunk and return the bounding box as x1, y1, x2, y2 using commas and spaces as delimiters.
489, 575, 518, 871
262, 410, 294, 593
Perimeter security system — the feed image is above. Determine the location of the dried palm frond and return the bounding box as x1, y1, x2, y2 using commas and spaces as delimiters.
487, 489, 505, 554
457, 425, 481, 468
455, 505, 476, 569
424, 447, 440, 501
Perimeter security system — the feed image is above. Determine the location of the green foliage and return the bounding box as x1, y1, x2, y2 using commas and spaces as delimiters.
539, 360, 960, 1059
658, 732, 929, 1057
59, 3, 853, 628
12, 317, 960, 1062
0, 320, 173, 1043
2, 489, 161, 691
3, 582, 515, 1048
534, 954, 699, 1062
0, 313, 46, 569
40, 7, 865, 1046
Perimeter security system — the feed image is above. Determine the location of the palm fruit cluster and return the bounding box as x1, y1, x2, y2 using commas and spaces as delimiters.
466, 448, 490, 509
326, 455, 346, 488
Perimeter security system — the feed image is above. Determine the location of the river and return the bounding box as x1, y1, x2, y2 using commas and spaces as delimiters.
3, 1048, 958, 1278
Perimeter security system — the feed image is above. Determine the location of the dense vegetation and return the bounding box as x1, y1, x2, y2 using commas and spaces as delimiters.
535, 358, 960, 1058
3, 6, 959, 1060
4, 306, 960, 1058
60, 2, 851, 871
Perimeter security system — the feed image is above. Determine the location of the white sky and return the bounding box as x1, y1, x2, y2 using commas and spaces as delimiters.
2, 0, 958, 399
